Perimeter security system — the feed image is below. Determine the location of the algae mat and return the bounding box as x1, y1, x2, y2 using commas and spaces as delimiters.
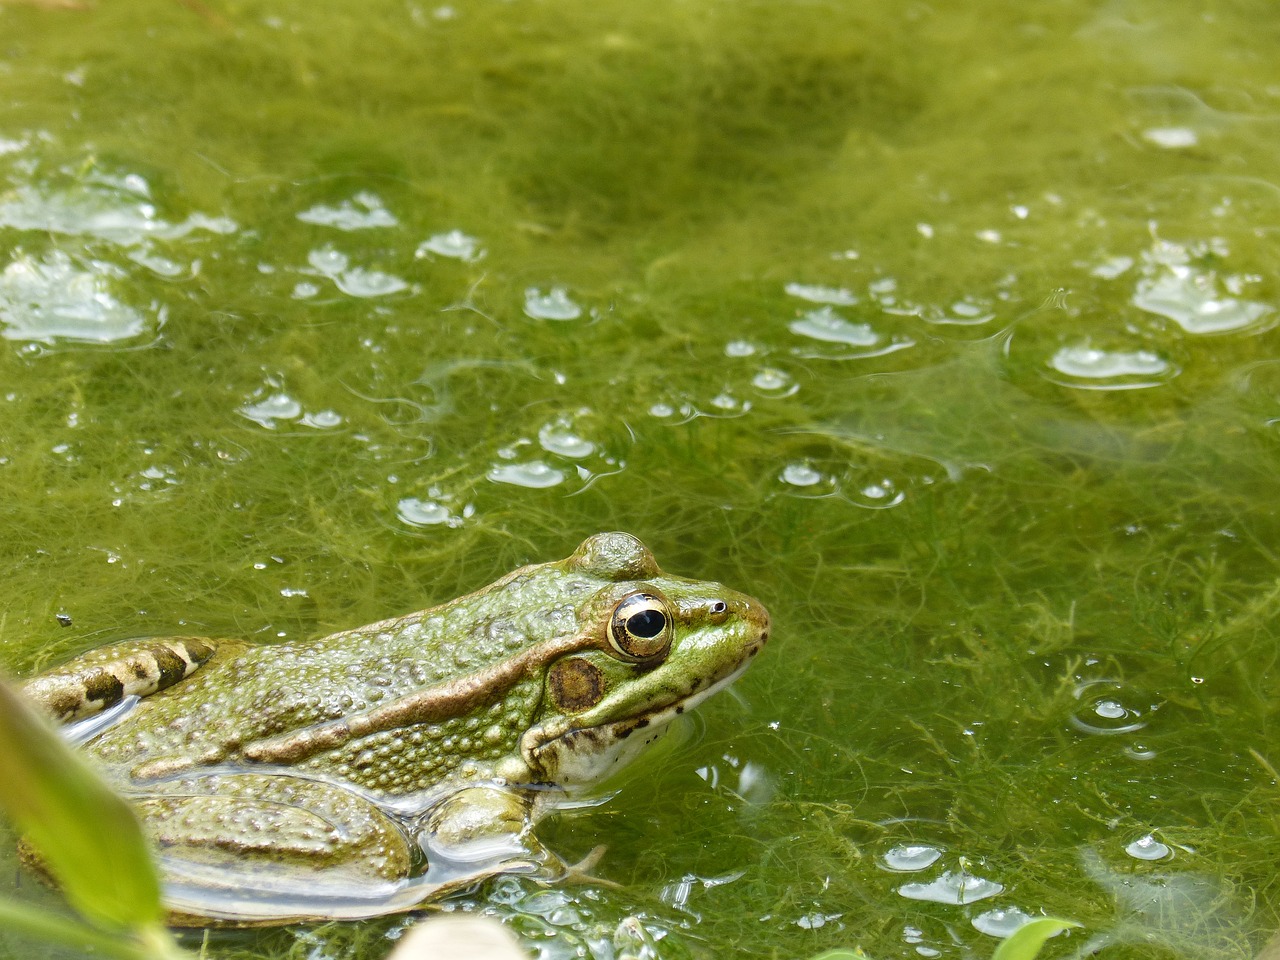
1, 1, 1279, 958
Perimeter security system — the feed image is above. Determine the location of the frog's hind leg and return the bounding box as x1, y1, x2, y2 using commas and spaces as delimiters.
22, 637, 219, 722
134, 774, 419, 926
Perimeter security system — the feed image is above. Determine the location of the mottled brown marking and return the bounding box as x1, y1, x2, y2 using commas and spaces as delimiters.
83, 670, 125, 707
182, 639, 217, 663
548, 657, 605, 714
153, 646, 190, 687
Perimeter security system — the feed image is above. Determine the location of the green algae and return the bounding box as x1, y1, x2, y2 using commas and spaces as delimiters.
1, 0, 1280, 958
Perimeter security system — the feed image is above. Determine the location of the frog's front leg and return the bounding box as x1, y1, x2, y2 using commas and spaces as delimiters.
421, 786, 542, 873
421, 786, 601, 886
22, 637, 224, 722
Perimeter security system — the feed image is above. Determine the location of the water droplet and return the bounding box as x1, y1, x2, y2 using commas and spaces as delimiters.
709, 391, 749, 414
1125, 834, 1172, 861
0, 251, 150, 345
784, 282, 858, 305
780, 463, 823, 487
487, 460, 566, 488
301, 409, 343, 428
843, 474, 906, 509
788, 306, 878, 347
538, 422, 595, 458
925, 300, 996, 326
297, 192, 397, 230
1132, 239, 1271, 334
307, 246, 348, 275
238, 393, 303, 429
1046, 343, 1174, 390
724, 339, 757, 357
0, 177, 235, 244
899, 870, 1004, 905
972, 906, 1035, 938
1091, 255, 1134, 279
416, 230, 483, 262
751, 367, 798, 397
523, 286, 582, 321
795, 911, 842, 930
396, 497, 454, 527
1070, 680, 1152, 735
879, 844, 943, 872
333, 267, 408, 297
1142, 127, 1198, 149
305, 247, 407, 297
649, 402, 675, 418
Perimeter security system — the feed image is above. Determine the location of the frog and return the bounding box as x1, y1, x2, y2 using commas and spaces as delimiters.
21, 532, 770, 927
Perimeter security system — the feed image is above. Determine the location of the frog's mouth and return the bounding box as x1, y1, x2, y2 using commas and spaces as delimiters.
521, 639, 762, 790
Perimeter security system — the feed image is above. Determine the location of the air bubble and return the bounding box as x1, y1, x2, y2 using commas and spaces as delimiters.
416, 230, 483, 262
1070, 680, 1153, 735
972, 906, 1035, 938
487, 460, 566, 488
784, 282, 858, 306
899, 870, 1003, 905
238, 393, 302, 429
879, 844, 943, 873
1045, 343, 1175, 390
751, 368, 798, 397
0, 251, 150, 345
789, 306, 879, 347
523, 287, 581, 321
538, 422, 595, 458
397, 498, 453, 527
780, 463, 823, 487
1125, 834, 1172, 861
297, 192, 397, 230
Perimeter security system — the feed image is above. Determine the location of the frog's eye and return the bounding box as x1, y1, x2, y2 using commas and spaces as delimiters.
608, 592, 673, 662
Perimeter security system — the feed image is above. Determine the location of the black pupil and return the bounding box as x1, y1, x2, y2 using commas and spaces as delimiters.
627, 608, 666, 639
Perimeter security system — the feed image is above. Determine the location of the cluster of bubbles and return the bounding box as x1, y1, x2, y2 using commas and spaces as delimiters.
0, 158, 233, 347
4, 141, 1274, 538
237, 390, 344, 431
483, 876, 691, 960
872, 841, 1036, 955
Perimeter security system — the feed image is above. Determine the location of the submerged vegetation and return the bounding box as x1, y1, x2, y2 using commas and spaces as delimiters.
1, 0, 1279, 957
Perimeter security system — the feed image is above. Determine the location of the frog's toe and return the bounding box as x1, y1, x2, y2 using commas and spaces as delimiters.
543, 843, 622, 890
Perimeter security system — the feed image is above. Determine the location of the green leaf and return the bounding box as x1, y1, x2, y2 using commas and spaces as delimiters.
0, 899, 185, 960
0, 678, 164, 932
990, 918, 1081, 960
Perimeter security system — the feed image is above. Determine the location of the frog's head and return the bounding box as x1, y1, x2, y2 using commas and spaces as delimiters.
519, 532, 770, 789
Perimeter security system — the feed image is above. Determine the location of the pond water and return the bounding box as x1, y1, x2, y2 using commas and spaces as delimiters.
1, 0, 1279, 958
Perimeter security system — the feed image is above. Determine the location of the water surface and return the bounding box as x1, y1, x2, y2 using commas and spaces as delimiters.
1, 1, 1278, 958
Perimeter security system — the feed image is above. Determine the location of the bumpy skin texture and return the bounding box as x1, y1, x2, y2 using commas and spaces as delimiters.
23, 532, 770, 926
